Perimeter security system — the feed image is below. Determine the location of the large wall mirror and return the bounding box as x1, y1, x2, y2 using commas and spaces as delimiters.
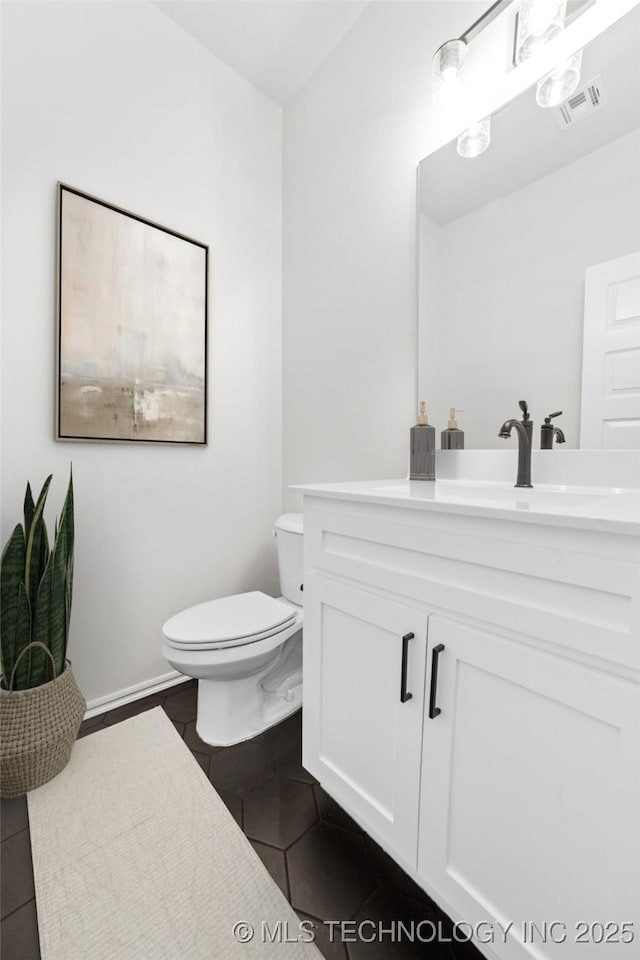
417, 5, 640, 450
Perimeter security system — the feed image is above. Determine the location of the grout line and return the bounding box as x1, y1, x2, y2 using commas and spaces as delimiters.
295, 909, 325, 924
282, 846, 292, 904
0, 895, 36, 924
311, 783, 321, 823
248, 836, 290, 853
0, 823, 29, 844
349, 885, 380, 922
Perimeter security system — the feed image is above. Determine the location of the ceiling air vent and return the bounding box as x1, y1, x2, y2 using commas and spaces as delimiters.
552, 75, 607, 130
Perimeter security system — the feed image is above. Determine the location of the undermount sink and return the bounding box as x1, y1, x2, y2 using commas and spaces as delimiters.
371, 480, 610, 511
434, 481, 607, 509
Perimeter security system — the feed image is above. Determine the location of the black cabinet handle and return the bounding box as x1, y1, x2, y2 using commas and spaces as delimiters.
428, 644, 445, 719
400, 633, 414, 703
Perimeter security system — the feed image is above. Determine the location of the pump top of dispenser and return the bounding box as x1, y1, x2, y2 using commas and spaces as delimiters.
519, 400, 531, 424
441, 407, 464, 450
416, 401, 428, 426
447, 408, 463, 429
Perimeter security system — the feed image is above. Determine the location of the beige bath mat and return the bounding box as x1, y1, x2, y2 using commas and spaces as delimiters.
28, 707, 321, 959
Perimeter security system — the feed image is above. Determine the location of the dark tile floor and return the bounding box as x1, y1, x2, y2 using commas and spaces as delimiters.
0, 682, 485, 960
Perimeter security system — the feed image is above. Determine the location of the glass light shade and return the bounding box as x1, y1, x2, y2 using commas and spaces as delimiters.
536, 49, 583, 107
432, 39, 467, 105
516, 0, 567, 64
524, 0, 566, 34
457, 116, 491, 159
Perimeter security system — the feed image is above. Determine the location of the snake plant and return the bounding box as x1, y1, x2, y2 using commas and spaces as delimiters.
1, 470, 74, 690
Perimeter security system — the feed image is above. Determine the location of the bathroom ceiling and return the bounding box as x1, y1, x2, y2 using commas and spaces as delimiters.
154, 1, 370, 104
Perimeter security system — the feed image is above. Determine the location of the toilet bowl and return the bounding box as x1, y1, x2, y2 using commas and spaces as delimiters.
161, 515, 304, 746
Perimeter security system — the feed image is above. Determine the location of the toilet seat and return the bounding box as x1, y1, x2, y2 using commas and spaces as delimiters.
162, 591, 297, 651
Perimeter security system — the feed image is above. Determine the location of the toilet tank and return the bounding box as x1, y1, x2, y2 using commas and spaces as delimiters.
275, 514, 304, 606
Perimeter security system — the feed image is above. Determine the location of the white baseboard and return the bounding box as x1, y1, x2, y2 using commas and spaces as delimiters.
84, 671, 189, 720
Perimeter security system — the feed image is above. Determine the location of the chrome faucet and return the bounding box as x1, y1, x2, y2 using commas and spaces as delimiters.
499, 418, 533, 488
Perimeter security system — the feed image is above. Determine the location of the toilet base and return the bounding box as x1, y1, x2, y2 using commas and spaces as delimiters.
195, 633, 303, 746
196, 682, 301, 746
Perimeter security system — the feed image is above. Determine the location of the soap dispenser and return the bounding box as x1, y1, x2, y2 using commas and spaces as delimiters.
441, 408, 464, 450
410, 402, 436, 480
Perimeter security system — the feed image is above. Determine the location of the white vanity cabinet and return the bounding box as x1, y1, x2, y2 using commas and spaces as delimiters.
299, 485, 640, 960
303, 572, 429, 865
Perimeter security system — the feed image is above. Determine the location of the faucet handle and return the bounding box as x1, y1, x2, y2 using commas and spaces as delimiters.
544, 411, 563, 424
518, 400, 530, 421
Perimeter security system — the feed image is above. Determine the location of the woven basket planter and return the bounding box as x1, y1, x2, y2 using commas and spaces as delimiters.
0, 643, 86, 799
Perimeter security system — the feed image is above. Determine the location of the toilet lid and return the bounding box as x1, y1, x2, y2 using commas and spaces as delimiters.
162, 591, 297, 647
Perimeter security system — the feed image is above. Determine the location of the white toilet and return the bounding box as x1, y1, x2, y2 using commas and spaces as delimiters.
161, 514, 304, 746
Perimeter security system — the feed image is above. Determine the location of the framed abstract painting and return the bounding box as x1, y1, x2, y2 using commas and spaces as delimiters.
56, 184, 208, 444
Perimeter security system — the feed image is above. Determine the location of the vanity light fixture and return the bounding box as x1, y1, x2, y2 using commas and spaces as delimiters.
515, 0, 584, 108
432, 39, 467, 106
431, 0, 513, 107
433, 0, 512, 158
536, 48, 583, 106
515, 0, 567, 64
457, 116, 492, 159
433, 0, 588, 157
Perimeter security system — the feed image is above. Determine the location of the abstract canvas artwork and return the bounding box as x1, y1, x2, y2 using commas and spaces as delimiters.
57, 184, 208, 444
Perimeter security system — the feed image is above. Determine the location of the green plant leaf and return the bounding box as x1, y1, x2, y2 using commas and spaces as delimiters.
33, 476, 53, 517
23, 483, 35, 545
0, 524, 26, 687
33, 470, 74, 679
32, 480, 51, 590
52, 471, 74, 675
24, 475, 52, 614
64, 470, 74, 638
31, 557, 53, 686
65, 553, 74, 651
40, 522, 50, 583
11, 585, 34, 690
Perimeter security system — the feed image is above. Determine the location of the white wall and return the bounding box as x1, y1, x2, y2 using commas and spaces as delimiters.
282, 1, 476, 510
422, 129, 640, 449
0, 1, 283, 706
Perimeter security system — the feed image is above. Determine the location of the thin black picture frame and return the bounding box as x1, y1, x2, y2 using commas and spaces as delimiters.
55, 182, 209, 446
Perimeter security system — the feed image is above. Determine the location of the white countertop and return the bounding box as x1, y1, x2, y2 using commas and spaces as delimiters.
292, 478, 640, 535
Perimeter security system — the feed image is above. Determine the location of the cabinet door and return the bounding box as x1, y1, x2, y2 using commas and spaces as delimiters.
303, 572, 428, 866
419, 615, 640, 960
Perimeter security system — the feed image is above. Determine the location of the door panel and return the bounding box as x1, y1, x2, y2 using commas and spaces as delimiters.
581, 251, 640, 448
419, 615, 639, 959
303, 573, 428, 865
